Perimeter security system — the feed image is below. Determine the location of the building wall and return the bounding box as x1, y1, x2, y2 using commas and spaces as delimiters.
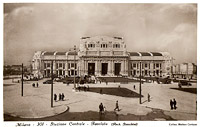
78, 36, 129, 77
32, 36, 172, 78
172, 63, 197, 79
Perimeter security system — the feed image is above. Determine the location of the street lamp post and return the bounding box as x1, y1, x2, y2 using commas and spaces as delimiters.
51, 60, 53, 108
139, 61, 142, 104
74, 45, 76, 89
21, 63, 24, 96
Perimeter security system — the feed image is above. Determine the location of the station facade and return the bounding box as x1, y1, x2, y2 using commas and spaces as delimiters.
32, 36, 172, 78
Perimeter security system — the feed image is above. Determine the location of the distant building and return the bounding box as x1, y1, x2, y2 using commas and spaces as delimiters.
4, 65, 22, 75
32, 36, 172, 78
172, 63, 197, 79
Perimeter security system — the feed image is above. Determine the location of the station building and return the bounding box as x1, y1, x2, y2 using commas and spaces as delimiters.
32, 36, 172, 78
172, 63, 197, 79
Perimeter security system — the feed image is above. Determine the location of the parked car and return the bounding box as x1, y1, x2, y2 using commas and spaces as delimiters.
43, 80, 53, 84
178, 80, 192, 86
63, 80, 73, 84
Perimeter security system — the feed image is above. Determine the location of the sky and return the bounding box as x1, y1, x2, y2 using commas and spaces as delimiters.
3, 3, 197, 66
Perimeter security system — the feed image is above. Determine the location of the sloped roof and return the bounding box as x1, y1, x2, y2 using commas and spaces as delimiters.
151, 52, 163, 56
56, 52, 66, 55
139, 52, 151, 56
68, 51, 78, 55
43, 52, 55, 55
129, 52, 140, 56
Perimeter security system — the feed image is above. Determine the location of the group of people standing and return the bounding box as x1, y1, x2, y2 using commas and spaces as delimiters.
99, 100, 120, 115
54, 93, 65, 101
99, 103, 106, 115
170, 98, 177, 110
32, 82, 39, 88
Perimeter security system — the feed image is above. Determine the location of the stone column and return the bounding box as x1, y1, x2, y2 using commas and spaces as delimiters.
108, 61, 111, 75
84, 60, 86, 75
95, 60, 98, 76
124, 60, 127, 75
121, 60, 124, 75
98, 60, 101, 76
85, 60, 88, 75
112, 60, 115, 76
125, 59, 128, 76
65, 61, 68, 76
53, 61, 56, 75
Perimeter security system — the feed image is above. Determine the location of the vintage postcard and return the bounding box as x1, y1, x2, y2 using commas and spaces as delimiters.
2, 2, 198, 127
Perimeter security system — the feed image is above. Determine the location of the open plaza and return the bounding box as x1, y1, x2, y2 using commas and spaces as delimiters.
3, 77, 197, 121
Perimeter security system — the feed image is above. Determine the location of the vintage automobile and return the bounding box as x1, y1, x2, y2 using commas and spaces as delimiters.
178, 80, 192, 86
43, 80, 53, 84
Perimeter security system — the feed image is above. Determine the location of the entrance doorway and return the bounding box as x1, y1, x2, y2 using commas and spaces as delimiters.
101, 63, 108, 75
114, 63, 121, 75
88, 63, 95, 75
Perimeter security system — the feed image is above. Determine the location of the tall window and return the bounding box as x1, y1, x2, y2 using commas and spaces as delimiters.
71, 70, 74, 75
88, 44, 95, 48
47, 63, 50, 67
56, 63, 58, 69
133, 63, 136, 68
68, 63, 70, 69
156, 63, 159, 68
71, 63, 74, 68
101, 44, 107, 48
75, 63, 77, 69
113, 44, 120, 48
133, 70, 136, 75
145, 70, 148, 75
59, 63, 62, 67
145, 63, 148, 68
156, 70, 159, 75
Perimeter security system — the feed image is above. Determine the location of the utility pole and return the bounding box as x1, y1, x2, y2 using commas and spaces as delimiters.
139, 61, 142, 104
21, 63, 24, 96
51, 61, 53, 108
74, 45, 76, 89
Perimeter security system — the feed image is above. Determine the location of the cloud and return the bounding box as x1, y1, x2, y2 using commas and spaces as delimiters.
4, 3, 197, 65
155, 23, 197, 64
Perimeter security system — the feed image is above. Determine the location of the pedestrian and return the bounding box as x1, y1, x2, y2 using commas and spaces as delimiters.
170, 99, 173, 110
61, 93, 65, 101
103, 106, 106, 114
100, 89, 102, 94
37, 82, 39, 87
148, 93, 150, 102
59, 93, 62, 101
78, 86, 81, 92
114, 101, 120, 111
99, 103, 104, 114
33, 83, 35, 87
84, 86, 86, 92
87, 85, 90, 91
173, 98, 177, 110
133, 85, 136, 90
54, 94, 57, 102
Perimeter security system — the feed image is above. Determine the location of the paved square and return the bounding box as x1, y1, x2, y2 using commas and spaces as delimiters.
4, 78, 197, 120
